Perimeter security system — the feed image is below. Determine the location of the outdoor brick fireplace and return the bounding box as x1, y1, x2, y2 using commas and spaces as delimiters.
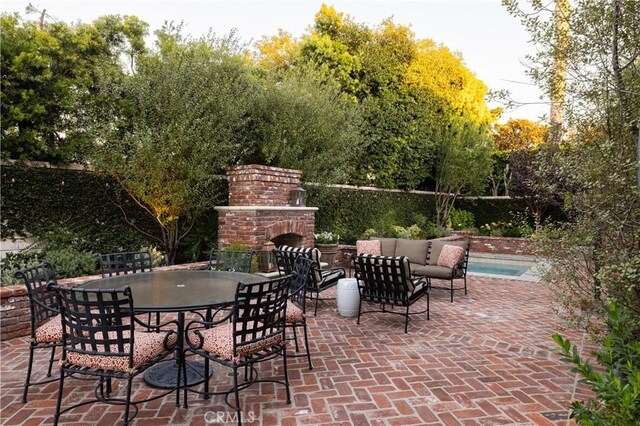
214, 165, 317, 272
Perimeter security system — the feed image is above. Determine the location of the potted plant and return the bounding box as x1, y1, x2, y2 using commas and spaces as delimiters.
314, 231, 340, 268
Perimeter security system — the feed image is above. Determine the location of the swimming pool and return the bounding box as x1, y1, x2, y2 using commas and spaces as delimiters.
466, 255, 545, 281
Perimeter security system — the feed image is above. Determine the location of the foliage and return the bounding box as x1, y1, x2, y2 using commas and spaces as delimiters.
447, 208, 475, 231
43, 248, 97, 279
87, 27, 254, 264
493, 118, 548, 151
239, 64, 362, 183
553, 302, 640, 424
314, 231, 340, 244
488, 150, 512, 196
0, 12, 147, 163
0, 250, 43, 286
456, 196, 529, 227
478, 220, 532, 238
430, 117, 494, 227
509, 145, 566, 225
1, 165, 154, 252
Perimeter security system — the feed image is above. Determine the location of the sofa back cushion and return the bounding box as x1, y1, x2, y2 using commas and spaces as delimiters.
373, 237, 398, 257
356, 239, 381, 256
395, 239, 429, 266
428, 239, 469, 266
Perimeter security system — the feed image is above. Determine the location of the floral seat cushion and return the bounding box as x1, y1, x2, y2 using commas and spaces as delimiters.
286, 304, 304, 323
65, 330, 176, 373
35, 315, 63, 343
197, 323, 283, 364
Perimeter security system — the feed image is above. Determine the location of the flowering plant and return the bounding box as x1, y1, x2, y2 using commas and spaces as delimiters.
314, 231, 340, 244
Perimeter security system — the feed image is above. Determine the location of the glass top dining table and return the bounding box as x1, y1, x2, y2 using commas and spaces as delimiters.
79, 269, 265, 390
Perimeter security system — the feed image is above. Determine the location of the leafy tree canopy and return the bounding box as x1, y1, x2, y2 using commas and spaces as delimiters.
493, 118, 548, 151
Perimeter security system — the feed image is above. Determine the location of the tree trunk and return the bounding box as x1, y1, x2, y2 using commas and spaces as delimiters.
549, 0, 570, 144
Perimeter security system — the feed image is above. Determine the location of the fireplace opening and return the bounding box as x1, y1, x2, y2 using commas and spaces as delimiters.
257, 233, 303, 273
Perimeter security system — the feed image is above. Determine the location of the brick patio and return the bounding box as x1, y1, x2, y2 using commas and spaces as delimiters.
0, 274, 593, 425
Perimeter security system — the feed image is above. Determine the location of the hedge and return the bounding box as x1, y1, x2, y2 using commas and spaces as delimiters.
0, 164, 225, 263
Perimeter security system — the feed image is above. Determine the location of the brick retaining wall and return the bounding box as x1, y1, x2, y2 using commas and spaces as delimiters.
0, 262, 208, 342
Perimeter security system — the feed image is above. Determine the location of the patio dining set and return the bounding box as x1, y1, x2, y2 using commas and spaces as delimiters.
16, 239, 471, 425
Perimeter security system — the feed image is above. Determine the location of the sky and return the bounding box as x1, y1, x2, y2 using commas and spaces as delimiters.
2, 0, 548, 123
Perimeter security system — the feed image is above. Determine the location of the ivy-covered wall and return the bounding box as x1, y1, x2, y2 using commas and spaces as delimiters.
0, 164, 224, 263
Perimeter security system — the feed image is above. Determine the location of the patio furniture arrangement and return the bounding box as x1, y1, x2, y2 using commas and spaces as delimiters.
351, 254, 430, 333
364, 237, 471, 302
14, 262, 62, 403
274, 245, 346, 315
184, 274, 292, 426
79, 269, 264, 390
208, 248, 255, 273
48, 285, 179, 426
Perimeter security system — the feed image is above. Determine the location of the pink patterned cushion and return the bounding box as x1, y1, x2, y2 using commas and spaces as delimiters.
198, 323, 283, 364
35, 315, 63, 343
65, 331, 176, 373
356, 240, 381, 256
437, 244, 466, 269
286, 304, 304, 323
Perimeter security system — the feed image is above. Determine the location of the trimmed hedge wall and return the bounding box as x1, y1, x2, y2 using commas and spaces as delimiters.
0, 164, 225, 263
456, 197, 529, 227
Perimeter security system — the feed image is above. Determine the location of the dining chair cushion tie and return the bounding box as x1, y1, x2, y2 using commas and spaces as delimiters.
64, 330, 177, 373
35, 315, 63, 343
198, 323, 283, 364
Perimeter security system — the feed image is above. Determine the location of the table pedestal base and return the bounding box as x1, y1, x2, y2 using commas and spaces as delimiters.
144, 360, 211, 388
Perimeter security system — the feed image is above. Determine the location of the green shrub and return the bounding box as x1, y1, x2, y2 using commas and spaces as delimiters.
0, 250, 44, 286
553, 302, 640, 424
447, 208, 475, 230
314, 231, 340, 244
44, 248, 97, 279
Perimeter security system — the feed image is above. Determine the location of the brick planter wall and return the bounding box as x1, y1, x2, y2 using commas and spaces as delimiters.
0, 261, 208, 342
455, 233, 536, 256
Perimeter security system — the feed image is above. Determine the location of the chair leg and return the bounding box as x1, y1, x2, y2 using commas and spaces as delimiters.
22, 344, 35, 403
47, 346, 56, 377
123, 376, 133, 426
450, 279, 454, 302
464, 276, 468, 295
282, 345, 291, 404
426, 293, 430, 320
356, 299, 362, 325
233, 366, 242, 426
404, 306, 410, 334
53, 367, 65, 426
180, 351, 186, 408
302, 323, 313, 370
203, 358, 210, 399
313, 291, 320, 316
292, 325, 300, 352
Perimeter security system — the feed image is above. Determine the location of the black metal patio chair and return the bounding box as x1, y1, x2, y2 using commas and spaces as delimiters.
351, 254, 430, 333
184, 274, 292, 426
49, 284, 179, 426
208, 248, 254, 273
285, 256, 316, 369
274, 245, 345, 316
15, 262, 62, 403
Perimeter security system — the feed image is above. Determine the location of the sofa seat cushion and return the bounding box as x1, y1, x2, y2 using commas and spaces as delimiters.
411, 264, 459, 279
373, 238, 397, 257
395, 239, 429, 266
65, 330, 176, 373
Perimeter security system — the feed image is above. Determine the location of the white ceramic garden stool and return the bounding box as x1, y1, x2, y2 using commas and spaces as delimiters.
337, 278, 360, 317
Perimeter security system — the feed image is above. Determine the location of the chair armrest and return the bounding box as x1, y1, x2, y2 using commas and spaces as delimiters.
185, 309, 233, 350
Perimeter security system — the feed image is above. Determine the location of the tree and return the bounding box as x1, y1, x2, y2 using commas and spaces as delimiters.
550, 0, 570, 144
253, 29, 300, 73
432, 117, 494, 227
493, 118, 548, 151
0, 12, 147, 162
89, 29, 257, 264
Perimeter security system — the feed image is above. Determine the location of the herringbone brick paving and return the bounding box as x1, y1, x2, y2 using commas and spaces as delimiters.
0, 275, 594, 425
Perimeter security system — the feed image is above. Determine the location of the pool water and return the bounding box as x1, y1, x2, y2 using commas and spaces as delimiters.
466, 261, 530, 277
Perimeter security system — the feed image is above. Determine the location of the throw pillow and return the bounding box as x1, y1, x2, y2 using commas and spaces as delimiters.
356, 239, 381, 256
437, 244, 466, 269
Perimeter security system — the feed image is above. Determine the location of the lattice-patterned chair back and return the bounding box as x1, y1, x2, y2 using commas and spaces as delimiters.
208, 249, 254, 273
15, 262, 59, 338
98, 251, 153, 277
